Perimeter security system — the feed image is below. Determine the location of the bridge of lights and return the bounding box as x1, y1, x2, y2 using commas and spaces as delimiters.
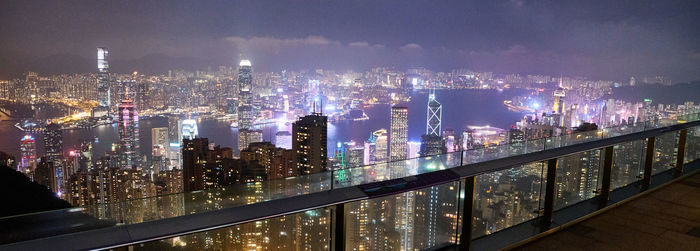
1, 113, 700, 250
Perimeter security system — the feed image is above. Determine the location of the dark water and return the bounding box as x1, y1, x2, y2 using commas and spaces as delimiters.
0, 89, 528, 160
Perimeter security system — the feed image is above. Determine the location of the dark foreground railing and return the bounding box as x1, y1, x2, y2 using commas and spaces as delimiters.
1, 113, 700, 250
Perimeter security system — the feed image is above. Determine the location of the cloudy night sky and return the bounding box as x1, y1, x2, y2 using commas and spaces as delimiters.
1, 0, 699, 82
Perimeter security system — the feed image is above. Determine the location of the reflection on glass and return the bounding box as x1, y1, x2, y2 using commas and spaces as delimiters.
652, 132, 677, 175
554, 149, 602, 209
685, 126, 700, 164
133, 208, 330, 250
611, 140, 645, 190
472, 162, 545, 238
345, 182, 459, 250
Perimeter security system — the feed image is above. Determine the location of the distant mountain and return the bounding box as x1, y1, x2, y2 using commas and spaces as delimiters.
0, 53, 216, 78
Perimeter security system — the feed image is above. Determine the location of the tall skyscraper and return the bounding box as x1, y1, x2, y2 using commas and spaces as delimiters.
44, 123, 63, 170
238, 59, 253, 103
96, 47, 110, 116
292, 113, 327, 175
238, 105, 254, 130
553, 88, 566, 114
390, 106, 408, 162
117, 90, 139, 169
426, 90, 442, 137
34, 157, 58, 193
181, 119, 198, 140
20, 135, 37, 175
168, 116, 182, 146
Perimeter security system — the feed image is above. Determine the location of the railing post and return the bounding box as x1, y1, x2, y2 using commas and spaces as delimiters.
642, 136, 656, 190
458, 176, 475, 251
599, 146, 614, 209
675, 129, 688, 178
332, 203, 345, 251
542, 158, 558, 228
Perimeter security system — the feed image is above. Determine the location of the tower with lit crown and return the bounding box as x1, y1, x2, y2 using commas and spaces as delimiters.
95, 47, 110, 116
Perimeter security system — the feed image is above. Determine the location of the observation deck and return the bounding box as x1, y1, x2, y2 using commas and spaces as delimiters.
2, 113, 700, 250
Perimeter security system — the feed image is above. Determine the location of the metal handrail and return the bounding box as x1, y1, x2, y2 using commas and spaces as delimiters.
2, 118, 699, 250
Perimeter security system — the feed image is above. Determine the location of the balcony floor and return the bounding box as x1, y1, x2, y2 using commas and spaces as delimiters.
516, 171, 700, 250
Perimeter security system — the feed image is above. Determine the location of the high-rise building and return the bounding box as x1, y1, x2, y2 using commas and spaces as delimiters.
238, 105, 254, 130
346, 141, 365, 168
20, 135, 37, 175
390, 106, 408, 162
117, 91, 139, 169
443, 129, 457, 153
238, 60, 253, 103
152, 127, 169, 149
553, 88, 565, 114
426, 90, 442, 137
238, 129, 263, 152
168, 116, 182, 146
181, 119, 198, 140
292, 113, 328, 175
43, 123, 63, 171
275, 131, 292, 150
34, 157, 58, 193
182, 138, 208, 192
365, 129, 388, 164
95, 47, 110, 116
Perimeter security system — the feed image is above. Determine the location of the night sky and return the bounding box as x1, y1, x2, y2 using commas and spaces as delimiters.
1, 0, 699, 82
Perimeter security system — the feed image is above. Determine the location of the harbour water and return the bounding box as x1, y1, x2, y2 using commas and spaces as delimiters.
2, 84, 698, 161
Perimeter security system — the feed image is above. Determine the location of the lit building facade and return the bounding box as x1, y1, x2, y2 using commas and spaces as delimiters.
118, 93, 139, 169
292, 113, 327, 175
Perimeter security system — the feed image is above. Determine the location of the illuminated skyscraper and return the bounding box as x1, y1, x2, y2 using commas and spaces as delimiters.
292, 113, 327, 175
20, 135, 37, 175
238, 129, 263, 152
181, 119, 198, 140
117, 91, 139, 169
238, 105, 254, 130
553, 88, 565, 114
346, 141, 364, 168
426, 90, 442, 137
390, 106, 408, 161
238, 59, 253, 103
96, 47, 110, 116
168, 116, 182, 145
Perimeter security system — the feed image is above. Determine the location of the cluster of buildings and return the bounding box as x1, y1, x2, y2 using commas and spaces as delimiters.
3, 46, 700, 250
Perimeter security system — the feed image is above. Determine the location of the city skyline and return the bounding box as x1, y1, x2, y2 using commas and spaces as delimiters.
1, 1, 700, 82
0, 2, 699, 250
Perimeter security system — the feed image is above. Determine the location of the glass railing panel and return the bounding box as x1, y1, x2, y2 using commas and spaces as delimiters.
601, 122, 647, 138
545, 129, 602, 150
554, 149, 602, 210
472, 161, 546, 238
81, 171, 332, 224
344, 181, 459, 250
652, 132, 678, 175
132, 208, 331, 250
611, 140, 646, 190
685, 125, 700, 164
334, 152, 462, 188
